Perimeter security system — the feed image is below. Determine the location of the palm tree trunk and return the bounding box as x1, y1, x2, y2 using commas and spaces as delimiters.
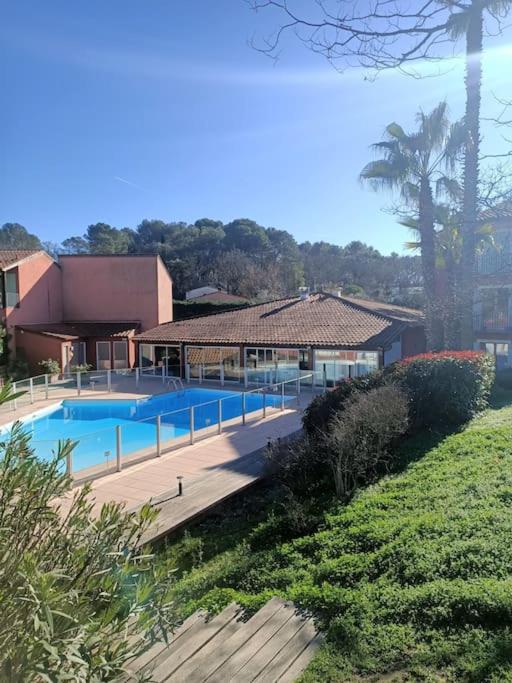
419, 178, 444, 350
459, 3, 483, 349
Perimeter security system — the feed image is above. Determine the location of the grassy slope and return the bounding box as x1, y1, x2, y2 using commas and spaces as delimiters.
163, 396, 512, 682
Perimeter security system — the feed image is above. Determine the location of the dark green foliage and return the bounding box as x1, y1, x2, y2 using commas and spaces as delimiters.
163, 400, 512, 681
0, 386, 176, 681
302, 371, 384, 435
172, 299, 249, 320
385, 351, 495, 428
5, 217, 422, 303
0, 223, 42, 250
325, 385, 409, 499
273, 386, 409, 501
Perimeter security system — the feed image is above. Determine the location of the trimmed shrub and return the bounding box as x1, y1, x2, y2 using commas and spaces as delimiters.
324, 385, 409, 500
302, 371, 384, 435
385, 350, 495, 428
269, 385, 409, 502
265, 434, 328, 496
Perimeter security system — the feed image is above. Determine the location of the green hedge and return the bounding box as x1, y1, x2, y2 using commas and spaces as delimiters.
386, 351, 495, 428
303, 351, 495, 435
302, 372, 384, 435
173, 299, 249, 320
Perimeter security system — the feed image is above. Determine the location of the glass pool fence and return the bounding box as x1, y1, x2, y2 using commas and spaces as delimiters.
22, 371, 324, 480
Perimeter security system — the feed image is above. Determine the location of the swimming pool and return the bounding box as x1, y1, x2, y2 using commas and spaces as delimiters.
5, 388, 293, 473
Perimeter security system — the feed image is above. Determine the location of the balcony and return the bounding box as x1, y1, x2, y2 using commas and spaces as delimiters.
476, 251, 512, 276
473, 311, 511, 332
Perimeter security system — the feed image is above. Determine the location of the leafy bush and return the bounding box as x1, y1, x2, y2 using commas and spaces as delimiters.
38, 358, 61, 375
385, 350, 495, 428
70, 362, 93, 373
165, 398, 512, 681
0, 385, 175, 681
323, 385, 409, 500
265, 434, 330, 496
302, 371, 384, 435
268, 386, 408, 502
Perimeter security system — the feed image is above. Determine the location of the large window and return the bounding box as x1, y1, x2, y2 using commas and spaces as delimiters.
139, 344, 181, 376
244, 347, 303, 382
185, 346, 240, 382
314, 349, 379, 386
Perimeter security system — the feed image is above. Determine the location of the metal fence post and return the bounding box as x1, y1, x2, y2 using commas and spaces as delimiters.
161, 366, 165, 384
29, 378, 34, 404
262, 390, 266, 418
244, 367, 248, 388
66, 450, 73, 477
242, 392, 246, 425
45, 374, 49, 400
185, 363, 190, 382
12, 381, 17, 411
281, 381, 285, 411
218, 399, 222, 434
323, 367, 327, 392
189, 406, 195, 444
135, 367, 140, 388
220, 364, 225, 386
116, 425, 122, 472
156, 415, 161, 457
107, 369, 112, 392
77, 371, 81, 397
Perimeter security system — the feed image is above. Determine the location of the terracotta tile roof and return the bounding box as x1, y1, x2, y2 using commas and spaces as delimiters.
480, 202, 512, 222
136, 292, 424, 349
187, 291, 249, 304
16, 321, 140, 341
0, 250, 46, 270
340, 296, 424, 323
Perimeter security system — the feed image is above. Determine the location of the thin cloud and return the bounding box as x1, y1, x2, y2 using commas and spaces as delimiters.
114, 176, 143, 190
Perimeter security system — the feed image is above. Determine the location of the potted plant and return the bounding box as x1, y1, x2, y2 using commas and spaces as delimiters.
70, 363, 92, 374
38, 358, 61, 383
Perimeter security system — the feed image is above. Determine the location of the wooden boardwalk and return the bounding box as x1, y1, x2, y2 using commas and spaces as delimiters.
57, 407, 303, 542
124, 597, 323, 682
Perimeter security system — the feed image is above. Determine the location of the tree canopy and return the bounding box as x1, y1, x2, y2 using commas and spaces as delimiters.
0, 219, 423, 305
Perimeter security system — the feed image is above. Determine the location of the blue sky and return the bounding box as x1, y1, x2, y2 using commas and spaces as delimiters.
1, 1, 512, 254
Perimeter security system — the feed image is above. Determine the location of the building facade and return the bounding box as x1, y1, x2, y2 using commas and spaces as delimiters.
1, 251, 173, 373
473, 206, 512, 369
135, 291, 426, 385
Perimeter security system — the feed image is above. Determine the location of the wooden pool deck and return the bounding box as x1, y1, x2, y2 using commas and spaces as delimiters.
57, 406, 303, 543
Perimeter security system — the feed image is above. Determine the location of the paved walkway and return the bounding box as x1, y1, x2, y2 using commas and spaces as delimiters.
57, 407, 303, 541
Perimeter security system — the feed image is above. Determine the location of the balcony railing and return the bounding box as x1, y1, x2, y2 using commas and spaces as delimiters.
473, 311, 511, 332
476, 251, 512, 276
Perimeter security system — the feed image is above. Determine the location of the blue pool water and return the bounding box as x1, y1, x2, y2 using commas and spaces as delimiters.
8, 388, 292, 473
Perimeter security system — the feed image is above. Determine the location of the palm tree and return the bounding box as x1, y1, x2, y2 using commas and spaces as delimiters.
443, 0, 512, 347
403, 201, 494, 349
360, 102, 464, 350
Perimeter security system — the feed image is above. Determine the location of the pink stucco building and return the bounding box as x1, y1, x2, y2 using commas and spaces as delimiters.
0, 250, 172, 373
